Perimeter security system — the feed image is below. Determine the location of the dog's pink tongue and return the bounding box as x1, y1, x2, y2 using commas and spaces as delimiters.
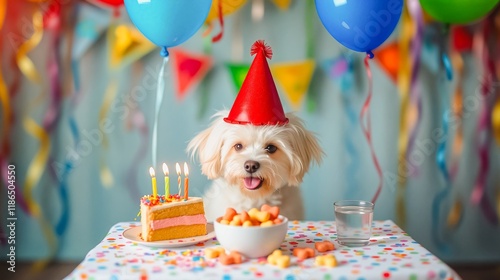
244, 177, 262, 190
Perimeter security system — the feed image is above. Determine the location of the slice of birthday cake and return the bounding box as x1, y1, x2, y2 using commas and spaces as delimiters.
140, 195, 207, 242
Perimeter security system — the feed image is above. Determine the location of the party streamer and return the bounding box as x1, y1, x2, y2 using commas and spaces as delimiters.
15, 10, 43, 84
361, 54, 383, 204
447, 51, 465, 228
470, 20, 498, 225
395, 4, 412, 228
0, 9, 30, 217
406, 0, 424, 177
431, 37, 454, 252
23, 117, 58, 270
151, 52, 169, 168
212, 0, 223, 42
98, 78, 118, 187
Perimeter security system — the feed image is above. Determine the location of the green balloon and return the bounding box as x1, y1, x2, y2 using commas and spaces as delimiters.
419, 0, 499, 24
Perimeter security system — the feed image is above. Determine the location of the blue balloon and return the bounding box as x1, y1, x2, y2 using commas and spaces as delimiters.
315, 0, 403, 55
124, 0, 212, 55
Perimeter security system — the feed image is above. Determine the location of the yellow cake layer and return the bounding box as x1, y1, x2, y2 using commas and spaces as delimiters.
149, 201, 205, 220
144, 224, 207, 242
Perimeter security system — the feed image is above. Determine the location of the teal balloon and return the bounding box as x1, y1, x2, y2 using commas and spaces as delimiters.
124, 0, 212, 50
315, 0, 403, 55
420, 0, 499, 24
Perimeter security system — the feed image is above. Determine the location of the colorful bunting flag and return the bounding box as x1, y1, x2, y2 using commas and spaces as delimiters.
374, 42, 400, 83
72, 3, 110, 60
170, 48, 214, 100
107, 24, 155, 70
226, 63, 250, 95
271, 0, 292, 10
271, 59, 315, 110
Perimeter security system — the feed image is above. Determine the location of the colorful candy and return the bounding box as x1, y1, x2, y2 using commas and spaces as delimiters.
267, 250, 290, 268
315, 241, 335, 252
218, 251, 243, 265
219, 205, 283, 227
315, 254, 337, 267
293, 247, 315, 260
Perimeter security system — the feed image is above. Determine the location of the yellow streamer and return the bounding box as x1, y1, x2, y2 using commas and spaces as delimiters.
98, 79, 118, 187
23, 117, 57, 270
447, 51, 464, 228
15, 10, 43, 84
493, 97, 500, 146
396, 5, 413, 229
0, 0, 11, 146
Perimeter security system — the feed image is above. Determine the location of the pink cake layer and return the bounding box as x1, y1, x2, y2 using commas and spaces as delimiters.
151, 213, 207, 230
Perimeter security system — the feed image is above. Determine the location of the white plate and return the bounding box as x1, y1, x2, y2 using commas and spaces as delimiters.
122, 223, 215, 248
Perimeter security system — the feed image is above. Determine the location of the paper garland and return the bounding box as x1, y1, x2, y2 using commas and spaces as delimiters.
170, 48, 214, 101
226, 63, 250, 94
271, 60, 315, 110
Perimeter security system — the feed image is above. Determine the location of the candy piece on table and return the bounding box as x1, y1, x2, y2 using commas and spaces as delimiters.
219, 251, 243, 265
267, 249, 290, 268
223, 208, 237, 221
260, 220, 274, 227
293, 247, 315, 260
261, 204, 280, 220
315, 254, 337, 267
242, 220, 253, 227
205, 247, 226, 259
315, 241, 335, 252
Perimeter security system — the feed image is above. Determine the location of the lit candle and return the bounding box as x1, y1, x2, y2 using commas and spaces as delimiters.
162, 163, 169, 198
149, 167, 157, 199
176, 162, 181, 197
183, 162, 189, 200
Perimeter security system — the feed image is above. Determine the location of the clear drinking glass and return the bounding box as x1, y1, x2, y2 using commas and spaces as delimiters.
334, 200, 374, 247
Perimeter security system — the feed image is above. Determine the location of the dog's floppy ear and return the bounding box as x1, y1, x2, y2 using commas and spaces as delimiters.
285, 113, 324, 182
187, 112, 227, 179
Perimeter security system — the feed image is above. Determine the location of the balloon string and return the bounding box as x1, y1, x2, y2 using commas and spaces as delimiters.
361, 55, 383, 204
212, 0, 224, 42
152, 57, 169, 168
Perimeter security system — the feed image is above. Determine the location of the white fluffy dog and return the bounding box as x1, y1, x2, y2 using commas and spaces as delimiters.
188, 110, 323, 222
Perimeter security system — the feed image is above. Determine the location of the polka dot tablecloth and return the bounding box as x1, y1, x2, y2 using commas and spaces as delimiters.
64, 220, 461, 280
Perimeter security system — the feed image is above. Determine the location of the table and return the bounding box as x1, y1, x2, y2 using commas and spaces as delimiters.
65, 220, 461, 280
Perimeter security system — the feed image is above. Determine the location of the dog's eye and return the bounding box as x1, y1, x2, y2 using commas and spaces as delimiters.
265, 145, 277, 154
234, 143, 243, 151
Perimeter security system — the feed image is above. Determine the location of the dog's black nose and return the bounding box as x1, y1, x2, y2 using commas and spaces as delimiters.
244, 160, 260, 173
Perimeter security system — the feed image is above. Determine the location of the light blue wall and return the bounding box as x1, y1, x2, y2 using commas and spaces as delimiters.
2, 1, 500, 263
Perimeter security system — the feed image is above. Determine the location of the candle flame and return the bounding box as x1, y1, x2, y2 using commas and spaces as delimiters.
149, 167, 155, 177
175, 162, 181, 176
183, 162, 189, 176
162, 163, 169, 176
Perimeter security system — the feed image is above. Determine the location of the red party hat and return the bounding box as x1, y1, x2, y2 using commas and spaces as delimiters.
224, 40, 289, 126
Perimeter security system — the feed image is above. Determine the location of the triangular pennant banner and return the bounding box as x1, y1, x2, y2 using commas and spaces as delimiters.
72, 3, 110, 60
374, 42, 399, 83
271, 0, 292, 10
170, 48, 213, 100
320, 55, 350, 80
452, 26, 473, 53
107, 24, 155, 70
226, 63, 250, 95
271, 59, 315, 110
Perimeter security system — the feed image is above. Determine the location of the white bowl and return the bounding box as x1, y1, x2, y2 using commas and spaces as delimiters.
213, 215, 289, 259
